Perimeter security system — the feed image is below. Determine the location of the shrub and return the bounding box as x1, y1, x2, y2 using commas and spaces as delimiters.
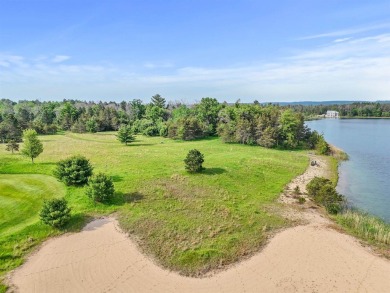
54, 155, 93, 186
40, 198, 71, 229
157, 121, 168, 137
117, 124, 135, 145
315, 135, 330, 155
178, 117, 206, 140
293, 185, 301, 195
306, 177, 330, 197
306, 177, 344, 214
184, 149, 204, 173
168, 117, 207, 140
85, 173, 115, 203
86, 119, 98, 133
143, 125, 159, 136
135, 119, 160, 136
5, 139, 19, 154
298, 197, 306, 204
70, 120, 87, 133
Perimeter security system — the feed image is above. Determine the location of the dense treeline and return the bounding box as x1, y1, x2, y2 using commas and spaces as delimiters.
290, 102, 390, 118
0, 96, 327, 152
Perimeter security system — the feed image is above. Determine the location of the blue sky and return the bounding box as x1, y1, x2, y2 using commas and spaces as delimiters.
1, 0, 390, 102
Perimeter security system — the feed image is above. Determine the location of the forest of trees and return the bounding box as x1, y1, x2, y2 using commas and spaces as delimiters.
290, 102, 390, 118
5, 96, 386, 152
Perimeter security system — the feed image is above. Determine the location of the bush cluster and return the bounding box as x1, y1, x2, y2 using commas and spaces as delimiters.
53, 155, 115, 204
306, 177, 344, 214
40, 198, 71, 229
54, 155, 93, 186
85, 173, 115, 203
184, 149, 204, 173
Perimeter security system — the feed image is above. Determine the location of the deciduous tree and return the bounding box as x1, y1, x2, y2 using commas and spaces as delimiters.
5, 139, 19, 154
21, 129, 43, 163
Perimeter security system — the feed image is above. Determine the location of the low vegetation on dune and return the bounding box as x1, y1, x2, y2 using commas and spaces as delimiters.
306, 175, 390, 257
334, 210, 390, 256
0, 132, 307, 287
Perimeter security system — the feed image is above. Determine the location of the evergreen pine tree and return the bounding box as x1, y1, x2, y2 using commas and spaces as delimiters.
117, 125, 135, 145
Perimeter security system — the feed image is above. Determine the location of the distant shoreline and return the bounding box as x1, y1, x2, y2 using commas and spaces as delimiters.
306, 116, 390, 121
339, 116, 390, 119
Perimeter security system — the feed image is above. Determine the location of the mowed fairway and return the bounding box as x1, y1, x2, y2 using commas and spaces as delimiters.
0, 174, 65, 237
0, 132, 308, 287
0, 174, 65, 292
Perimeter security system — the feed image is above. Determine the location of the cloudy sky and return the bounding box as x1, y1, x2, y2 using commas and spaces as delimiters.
1, 0, 390, 103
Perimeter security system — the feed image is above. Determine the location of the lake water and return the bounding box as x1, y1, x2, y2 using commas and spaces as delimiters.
306, 119, 390, 222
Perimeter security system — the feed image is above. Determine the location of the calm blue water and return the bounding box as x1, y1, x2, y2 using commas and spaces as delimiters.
306, 119, 390, 223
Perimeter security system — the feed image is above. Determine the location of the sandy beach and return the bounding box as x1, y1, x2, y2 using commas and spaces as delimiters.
8, 156, 390, 292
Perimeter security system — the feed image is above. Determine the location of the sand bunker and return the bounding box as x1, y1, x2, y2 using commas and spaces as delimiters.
8, 156, 390, 292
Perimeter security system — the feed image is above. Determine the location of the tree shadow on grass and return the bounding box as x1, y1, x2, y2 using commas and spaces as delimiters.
202, 167, 227, 176
126, 143, 156, 147
123, 192, 144, 203
111, 175, 123, 182
108, 191, 144, 206
66, 213, 94, 232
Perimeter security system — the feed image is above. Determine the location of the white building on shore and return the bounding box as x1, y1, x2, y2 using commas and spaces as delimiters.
325, 110, 339, 118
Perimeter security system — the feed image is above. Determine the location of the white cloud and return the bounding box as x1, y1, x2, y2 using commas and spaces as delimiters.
143, 61, 174, 69
298, 22, 390, 40
0, 54, 26, 68
333, 37, 352, 43
1, 34, 390, 101
52, 55, 71, 63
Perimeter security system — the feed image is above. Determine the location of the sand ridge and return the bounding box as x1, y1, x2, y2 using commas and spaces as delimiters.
8, 156, 390, 292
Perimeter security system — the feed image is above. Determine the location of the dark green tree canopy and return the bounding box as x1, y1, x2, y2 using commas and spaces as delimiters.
129, 99, 146, 121
0, 114, 22, 143
5, 139, 19, 154
86, 173, 115, 203
117, 124, 135, 145
151, 94, 166, 108
40, 198, 71, 229
307, 177, 344, 214
2, 98, 367, 152
184, 149, 205, 173
54, 155, 93, 186
194, 97, 222, 135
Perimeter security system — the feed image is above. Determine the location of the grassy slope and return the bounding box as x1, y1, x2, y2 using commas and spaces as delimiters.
0, 133, 308, 286
0, 174, 65, 237
0, 175, 65, 292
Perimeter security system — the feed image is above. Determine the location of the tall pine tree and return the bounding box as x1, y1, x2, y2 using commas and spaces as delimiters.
151, 94, 166, 108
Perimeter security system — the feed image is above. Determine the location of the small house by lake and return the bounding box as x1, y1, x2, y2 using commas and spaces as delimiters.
325, 110, 339, 118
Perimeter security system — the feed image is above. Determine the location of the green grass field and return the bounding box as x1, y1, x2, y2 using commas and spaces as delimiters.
0, 174, 65, 237
0, 132, 308, 288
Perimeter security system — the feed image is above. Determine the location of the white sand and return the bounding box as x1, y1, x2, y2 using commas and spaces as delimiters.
8, 156, 390, 292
